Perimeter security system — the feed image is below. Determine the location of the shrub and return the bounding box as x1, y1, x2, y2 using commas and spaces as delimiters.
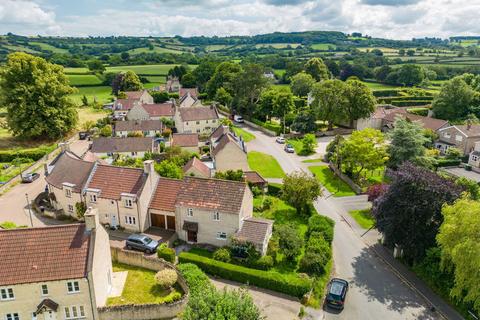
276, 224, 303, 261
177, 263, 214, 294
307, 215, 334, 243
445, 147, 462, 160
157, 245, 176, 263
407, 107, 429, 116
155, 268, 178, 289
299, 251, 330, 275
433, 158, 461, 168
213, 248, 231, 263
262, 197, 273, 210
267, 183, 282, 196
254, 255, 274, 270
179, 252, 312, 298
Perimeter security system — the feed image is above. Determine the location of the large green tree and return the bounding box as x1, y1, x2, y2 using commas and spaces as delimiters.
304, 57, 329, 81
290, 72, 315, 97
233, 63, 270, 116
206, 61, 242, 98
0, 52, 78, 139
343, 79, 376, 127
432, 76, 475, 121
311, 79, 347, 130
437, 198, 480, 313
119, 71, 143, 92
387, 118, 429, 168
282, 171, 321, 214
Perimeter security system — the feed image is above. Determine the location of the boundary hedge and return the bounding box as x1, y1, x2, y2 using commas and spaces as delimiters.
178, 251, 312, 298
0, 144, 57, 162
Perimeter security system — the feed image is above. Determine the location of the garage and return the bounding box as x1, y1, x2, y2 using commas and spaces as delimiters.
166, 215, 176, 230
151, 213, 166, 228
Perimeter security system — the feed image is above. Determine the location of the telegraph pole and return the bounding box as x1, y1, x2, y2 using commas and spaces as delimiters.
25, 193, 33, 227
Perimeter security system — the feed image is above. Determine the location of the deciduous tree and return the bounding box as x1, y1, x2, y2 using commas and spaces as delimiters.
282, 171, 321, 214
311, 79, 348, 130
432, 76, 475, 121
304, 57, 329, 81
290, 72, 315, 97
119, 71, 143, 92
343, 79, 376, 127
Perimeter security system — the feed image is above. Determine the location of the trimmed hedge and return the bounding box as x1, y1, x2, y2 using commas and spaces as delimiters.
0, 144, 57, 162
434, 158, 461, 168
251, 119, 282, 135
407, 107, 429, 116
157, 246, 176, 263
391, 100, 432, 107
179, 252, 312, 298
373, 89, 402, 97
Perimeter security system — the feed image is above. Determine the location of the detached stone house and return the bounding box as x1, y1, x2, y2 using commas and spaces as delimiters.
175, 106, 219, 134
0, 209, 112, 320
91, 137, 157, 159
211, 132, 249, 172
171, 133, 199, 153
125, 90, 154, 104
436, 124, 480, 155
112, 91, 154, 119
114, 120, 163, 137
179, 88, 200, 108
127, 101, 175, 121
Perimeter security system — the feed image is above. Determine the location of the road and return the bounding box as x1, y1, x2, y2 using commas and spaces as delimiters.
244, 125, 439, 320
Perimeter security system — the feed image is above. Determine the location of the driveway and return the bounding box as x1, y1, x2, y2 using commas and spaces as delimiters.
210, 277, 302, 320
242, 126, 445, 320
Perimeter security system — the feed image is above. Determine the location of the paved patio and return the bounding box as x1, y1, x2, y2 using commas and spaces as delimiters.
442, 167, 480, 182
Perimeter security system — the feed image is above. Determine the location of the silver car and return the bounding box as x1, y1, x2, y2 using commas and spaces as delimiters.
126, 234, 159, 254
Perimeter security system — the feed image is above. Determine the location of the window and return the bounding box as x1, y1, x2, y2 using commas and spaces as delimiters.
89, 194, 97, 203
213, 212, 220, 221
125, 199, 133, 208
186, 122, 189, 125
187, 208, 193, 217
67, 281, 80, 293
216, 232, 227, 240
65, 189, 72, 198
131, 152, 137, 156
125, 216, 136, 225
443, 132, 451, 138
64, 306, 86, 320
212, 119, 216, 123
472, 155, 478, 162
41, 284, 48, 296
456, 135, 463, 142
196, 121, 200, 124
206, 120, 209, 123
6, 314, 19, 320
196, 129, 201, 133
68, 205, 74, 213
0, 287, 14, 300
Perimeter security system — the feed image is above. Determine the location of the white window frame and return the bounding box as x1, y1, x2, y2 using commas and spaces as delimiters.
64, 306, 86, 320
5, 313, 19, 320
41, 284, 49, 296
124, 198, 133, 208
89, 194, 97, 203
0, 287, 14, 300
216, 232, 227, 240
187, 208, 193, 217
443, 132, 451, 138
455, 135, 463, 142
67, 281, 80, 294
213, 211, 220, 221
124, 216, 136, 225
65, 188, 72, 198
68, 205, 74, 213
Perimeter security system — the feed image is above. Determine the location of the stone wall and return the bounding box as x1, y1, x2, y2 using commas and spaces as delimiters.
99, 247, 189, 320
329, 163, 363, 195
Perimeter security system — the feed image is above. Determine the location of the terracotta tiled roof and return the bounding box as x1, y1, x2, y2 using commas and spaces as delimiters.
87, 165, 146, 200
141, 103, 175, 117
383, 109, 449, 131
176, 176, 247, 214
113, 99, 139, 111
179, 88, 198, 99
183, 157, 211, 177
235, 217, 273, 245
211, 133, 246, 157
179, 106, 219, 121
149, 178, 183, 212
243, 171, 266, 184
91, 137, 153, 153
125, 91, 144, 100
0, 224, 90, 286
114, 120, 163, 132
46, 152, 95, 192
210, 125, 229, 142
172, 133, 199, 147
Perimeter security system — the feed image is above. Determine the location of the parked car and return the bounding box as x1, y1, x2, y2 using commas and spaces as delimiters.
325, 278, 349, 310
276, 136, 286, 144
234, 115, 244, 123
126, 234, 159, 254
284, 144, 295, 153
78, 131, 90, 140
21, 173, 40, 183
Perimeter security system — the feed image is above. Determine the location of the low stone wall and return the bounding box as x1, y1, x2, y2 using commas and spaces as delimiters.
329, 163, 363, 195
99, 247, 189, 320
216, 109, 277, 137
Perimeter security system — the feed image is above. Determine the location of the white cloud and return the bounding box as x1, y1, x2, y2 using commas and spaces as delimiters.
0, 0, 61, 34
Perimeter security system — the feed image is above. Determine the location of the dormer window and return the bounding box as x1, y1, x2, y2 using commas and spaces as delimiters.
187, 208, 193, 217
90, 194, 97, 203
125, 199, 133, 208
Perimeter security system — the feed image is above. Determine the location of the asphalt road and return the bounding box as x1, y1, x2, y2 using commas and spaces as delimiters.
244, 125, 439, 320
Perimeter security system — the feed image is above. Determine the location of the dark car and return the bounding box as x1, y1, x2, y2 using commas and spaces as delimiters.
21, 173, 40, 183
325, 278, 349, 310
284, 144, 295, 153
126, 234, 159, 254
78, 131, 90, 140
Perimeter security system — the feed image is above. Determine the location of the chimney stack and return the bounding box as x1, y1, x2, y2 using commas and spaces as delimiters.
84, 207, 99, 232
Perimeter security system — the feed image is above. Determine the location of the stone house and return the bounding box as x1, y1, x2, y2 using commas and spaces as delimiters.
112, 91, 154, 119
211, 132, 249, 172
171, 133, 199, 153
0, 208, 112, 320
175, 106, 219, 134
126, 101, 175, 121
179, 88, 200, 108
91, 137, 158, 159
183, 157, 211, 178
125, 90, 154, 104
435, 124, 480, 155
166, 77, 181, 93
114, 120, 163, 137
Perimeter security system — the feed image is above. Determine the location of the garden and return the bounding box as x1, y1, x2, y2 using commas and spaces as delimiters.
179, 177, 335, 307
286, 133, 317, 156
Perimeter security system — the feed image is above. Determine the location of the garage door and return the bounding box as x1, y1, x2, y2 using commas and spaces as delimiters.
166, 215, 176, 230
151, 214, 165, 228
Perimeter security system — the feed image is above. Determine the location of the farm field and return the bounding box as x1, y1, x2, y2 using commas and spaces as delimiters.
255, 43, 300, 49
311, 43, 336, 50
69, 86, 113, 105
127, 46, 184, 55
29, 41, 69, 54
66, 74, 103, 86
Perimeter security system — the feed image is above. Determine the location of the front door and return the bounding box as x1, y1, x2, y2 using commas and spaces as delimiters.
44, 311, 56, 320
166, 215, 176, 230
111, 214, 118, 228
151, 214, 166, 228
187, 230, 197, 243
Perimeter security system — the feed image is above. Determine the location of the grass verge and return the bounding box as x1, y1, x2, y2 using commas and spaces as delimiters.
309, 166, 355, 197
247, 151, 285, 178
232, 126, 255, 142
349, 209, 375, 229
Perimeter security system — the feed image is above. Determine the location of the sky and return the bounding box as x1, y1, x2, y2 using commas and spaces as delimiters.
0, 0, 479, 40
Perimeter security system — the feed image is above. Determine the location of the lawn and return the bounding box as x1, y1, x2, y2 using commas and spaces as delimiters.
309, 166, 355, 197
286, 139, 303, 154
362, 81, 400, 90
67, 74, 103, 86
69, 86, 113, 105
349, 209, 375, 229
302, 158, 323, 163
232, 126, 255, 142
107, 262, 183, 306
0, 162, 34, 183
247, 151, 285, 178
105, 64, 197, 75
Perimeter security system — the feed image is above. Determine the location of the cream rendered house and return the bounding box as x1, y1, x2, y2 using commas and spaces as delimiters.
114, 120, 163, 138
211, 132, 249, 172
175, 106, 219, 134
0, 208, 112, 320
126, 101, 175, 121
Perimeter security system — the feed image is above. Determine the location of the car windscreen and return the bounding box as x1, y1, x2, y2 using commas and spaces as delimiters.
143, 237, 153, 244
328, 282, 344, 299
